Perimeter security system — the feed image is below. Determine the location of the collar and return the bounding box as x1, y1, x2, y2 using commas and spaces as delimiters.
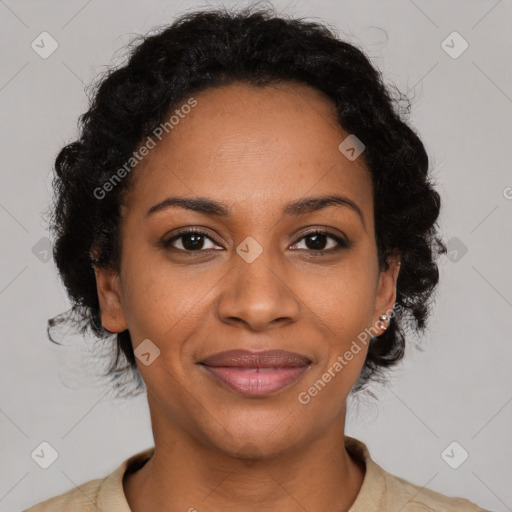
95, 436, 382, 511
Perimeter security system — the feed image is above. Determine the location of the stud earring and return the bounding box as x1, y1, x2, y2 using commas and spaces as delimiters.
378, 314, 390, 330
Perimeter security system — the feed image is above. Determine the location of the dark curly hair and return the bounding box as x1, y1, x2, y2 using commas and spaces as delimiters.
47, 4, 446, 399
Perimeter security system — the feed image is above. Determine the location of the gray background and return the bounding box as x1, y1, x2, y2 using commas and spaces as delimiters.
1, 0, 511, 510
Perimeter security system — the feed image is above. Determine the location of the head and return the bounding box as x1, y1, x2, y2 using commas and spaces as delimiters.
48, 6, 445, 457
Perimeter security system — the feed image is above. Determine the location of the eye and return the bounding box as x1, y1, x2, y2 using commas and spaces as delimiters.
162, 228, 350, 255
162, 228, 222, 252
290, 230, 349, 254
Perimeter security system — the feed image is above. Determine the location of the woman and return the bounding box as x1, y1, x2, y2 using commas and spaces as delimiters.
26, 5, 489, 511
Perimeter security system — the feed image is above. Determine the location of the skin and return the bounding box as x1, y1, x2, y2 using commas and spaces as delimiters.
94, 81, 401, 512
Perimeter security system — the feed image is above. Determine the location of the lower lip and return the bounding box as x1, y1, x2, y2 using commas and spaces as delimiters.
201, 365, 310, 397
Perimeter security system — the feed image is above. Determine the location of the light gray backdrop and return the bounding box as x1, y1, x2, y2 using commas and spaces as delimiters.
1, 0, 511, 510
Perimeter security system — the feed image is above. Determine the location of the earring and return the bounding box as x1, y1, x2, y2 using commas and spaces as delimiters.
378, 314, 390, 330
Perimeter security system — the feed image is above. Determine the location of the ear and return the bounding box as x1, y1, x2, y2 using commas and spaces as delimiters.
371, 256, 401, 336
93, 265, 128, 333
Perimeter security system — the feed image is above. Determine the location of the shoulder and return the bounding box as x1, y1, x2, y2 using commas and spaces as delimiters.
345, 436, 491, 512
24, 447, 154, 511
23, 476, 106, 511
382, 470, 488, 511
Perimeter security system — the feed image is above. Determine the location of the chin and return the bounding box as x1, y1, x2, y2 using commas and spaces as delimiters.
194, 408, 311, 461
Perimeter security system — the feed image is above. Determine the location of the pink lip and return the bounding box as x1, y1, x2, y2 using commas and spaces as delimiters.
199, 349, 311, 397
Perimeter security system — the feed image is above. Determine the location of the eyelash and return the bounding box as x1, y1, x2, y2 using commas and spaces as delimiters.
162, 228, 350, 256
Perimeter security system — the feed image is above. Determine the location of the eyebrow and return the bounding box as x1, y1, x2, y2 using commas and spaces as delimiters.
146, 194, 365, 227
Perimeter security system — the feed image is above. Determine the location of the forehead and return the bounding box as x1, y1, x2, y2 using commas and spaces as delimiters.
122, 81, 373, 223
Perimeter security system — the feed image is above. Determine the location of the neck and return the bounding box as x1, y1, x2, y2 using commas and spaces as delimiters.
124, 400, 365, 512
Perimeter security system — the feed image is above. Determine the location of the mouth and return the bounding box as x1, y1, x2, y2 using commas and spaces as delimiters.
198, 349, 312, 397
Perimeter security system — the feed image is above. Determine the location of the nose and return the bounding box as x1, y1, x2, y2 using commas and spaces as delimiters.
216, 249, 301, 332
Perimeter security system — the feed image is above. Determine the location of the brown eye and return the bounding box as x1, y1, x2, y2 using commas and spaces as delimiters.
162, 229, 222, 252
290, 230, 350, 253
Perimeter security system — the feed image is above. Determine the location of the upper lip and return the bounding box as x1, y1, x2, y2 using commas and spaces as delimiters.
200, 349, 311, 368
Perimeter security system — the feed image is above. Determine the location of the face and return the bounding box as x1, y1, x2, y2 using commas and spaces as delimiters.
95, 81, 400, 458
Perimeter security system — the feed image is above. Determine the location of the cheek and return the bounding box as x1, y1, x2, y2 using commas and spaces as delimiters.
305, 257, 378, 336
119, 249, 207, 340
302, 251, 377, 383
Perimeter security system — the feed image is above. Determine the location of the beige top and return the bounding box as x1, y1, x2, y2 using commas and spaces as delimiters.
25, 437, 487, 511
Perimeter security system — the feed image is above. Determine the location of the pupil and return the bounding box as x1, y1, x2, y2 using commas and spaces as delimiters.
184, 234, 203, 250
307, 234, 326, 250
